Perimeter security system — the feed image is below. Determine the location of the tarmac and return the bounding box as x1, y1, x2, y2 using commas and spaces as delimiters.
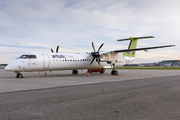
1, 69, 180, 119
0, 69, 180, 93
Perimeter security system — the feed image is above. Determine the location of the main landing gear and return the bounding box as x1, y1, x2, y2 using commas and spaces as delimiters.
72, 70, 78, 75
16, 71, 24, 78
111, 64, 118, 76
111, 70, 118, 76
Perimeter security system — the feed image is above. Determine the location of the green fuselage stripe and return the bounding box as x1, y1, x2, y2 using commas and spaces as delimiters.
122, 52, 135, 57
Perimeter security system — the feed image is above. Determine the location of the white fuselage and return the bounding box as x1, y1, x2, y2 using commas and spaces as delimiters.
5, 52, 136, 72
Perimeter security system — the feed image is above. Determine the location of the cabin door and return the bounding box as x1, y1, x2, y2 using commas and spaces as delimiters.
42, 54, 50, 68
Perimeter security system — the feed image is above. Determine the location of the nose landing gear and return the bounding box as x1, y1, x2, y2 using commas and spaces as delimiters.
16, 71, 24, 78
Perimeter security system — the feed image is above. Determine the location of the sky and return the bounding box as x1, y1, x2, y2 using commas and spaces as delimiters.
0, 0, 180, 64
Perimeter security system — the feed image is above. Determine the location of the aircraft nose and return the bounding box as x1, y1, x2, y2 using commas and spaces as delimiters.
4, 61, 18, 71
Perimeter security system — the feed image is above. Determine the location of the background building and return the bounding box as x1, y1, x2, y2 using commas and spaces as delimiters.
0, 64, 7, 68
159, 60, 180, 67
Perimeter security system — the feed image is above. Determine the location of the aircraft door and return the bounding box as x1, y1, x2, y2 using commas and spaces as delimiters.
42, 54, 50, 68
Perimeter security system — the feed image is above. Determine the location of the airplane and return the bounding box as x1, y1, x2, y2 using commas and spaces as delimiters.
4, 36, 175, 78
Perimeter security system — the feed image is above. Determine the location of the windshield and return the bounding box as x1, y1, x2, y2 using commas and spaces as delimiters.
19, 55, 29, 59
19, 55, 37, 59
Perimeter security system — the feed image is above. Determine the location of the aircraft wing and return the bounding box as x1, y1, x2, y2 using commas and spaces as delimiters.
110, 45, 175, 53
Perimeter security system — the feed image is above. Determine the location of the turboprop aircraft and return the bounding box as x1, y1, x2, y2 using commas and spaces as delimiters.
4, 36, 175, 78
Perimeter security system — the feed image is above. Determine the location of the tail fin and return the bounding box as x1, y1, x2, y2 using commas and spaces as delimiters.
117, 36, 154, 57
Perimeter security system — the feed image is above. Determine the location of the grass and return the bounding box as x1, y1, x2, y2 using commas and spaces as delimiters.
114, 67, 180, 70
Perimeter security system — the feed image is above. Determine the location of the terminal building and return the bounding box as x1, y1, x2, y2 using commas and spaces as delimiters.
159, 60, 180, 66
124, 60, 180, 67
0, 64, 8, 68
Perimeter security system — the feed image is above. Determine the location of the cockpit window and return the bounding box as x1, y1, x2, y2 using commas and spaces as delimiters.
19, 55, 29, 59
19, 55, 37, 59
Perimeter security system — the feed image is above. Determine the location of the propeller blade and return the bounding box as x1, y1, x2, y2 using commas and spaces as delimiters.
56, 45, 59, 53
90, 57, 96, 65
97, 43, 104, 52
96, 58, 100, 65
90, 42, 104, 65
51, 49, 54, 53
92, 42, 96, 52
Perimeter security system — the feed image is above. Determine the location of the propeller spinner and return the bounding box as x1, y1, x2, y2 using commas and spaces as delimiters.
90, 42, 104, 65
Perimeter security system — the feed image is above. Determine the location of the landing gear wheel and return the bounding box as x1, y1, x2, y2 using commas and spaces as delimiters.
72, 70, 78, 75
16, 73, 24, 78
111, 70, 118, 76
16, 74, 19, 78
19, 74, 24, 78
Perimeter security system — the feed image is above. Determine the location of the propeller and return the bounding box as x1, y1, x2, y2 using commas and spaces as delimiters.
90, 42, 104, 65
51, 49, 54, 53
56, 45, 59, 53
51, 45, 59, 53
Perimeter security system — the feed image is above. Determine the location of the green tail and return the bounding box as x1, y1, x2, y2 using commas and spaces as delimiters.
123, 37, 138, 57
117, 36, 154, 57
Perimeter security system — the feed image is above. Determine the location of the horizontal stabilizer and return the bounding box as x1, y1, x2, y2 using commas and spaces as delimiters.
117, 36, 154, 41
111, 45, 175, 53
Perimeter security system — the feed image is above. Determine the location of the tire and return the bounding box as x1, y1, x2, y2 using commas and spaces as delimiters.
114, 70, 118, 75
16, 74, 19, 78
111, 70, 115, 75
111, 70, 118, 76
73, 70, 78, 75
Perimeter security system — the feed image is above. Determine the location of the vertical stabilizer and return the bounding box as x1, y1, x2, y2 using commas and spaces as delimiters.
128, 37, 138, 49
117, 36, 154, 57
124, 37, 138, 57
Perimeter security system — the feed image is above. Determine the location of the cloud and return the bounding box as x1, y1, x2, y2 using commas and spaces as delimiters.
0, 0, 180, 63
0, 44, 49, 49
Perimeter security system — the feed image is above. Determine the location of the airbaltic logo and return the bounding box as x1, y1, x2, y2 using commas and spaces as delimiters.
52, 54, 73, 58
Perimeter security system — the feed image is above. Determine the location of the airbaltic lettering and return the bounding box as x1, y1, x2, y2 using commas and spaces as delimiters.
52, 54, 73, 58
